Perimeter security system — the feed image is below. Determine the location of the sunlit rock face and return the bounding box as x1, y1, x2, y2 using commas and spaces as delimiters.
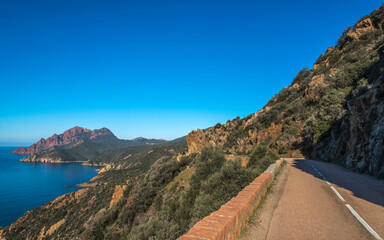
12, 126, 117, 155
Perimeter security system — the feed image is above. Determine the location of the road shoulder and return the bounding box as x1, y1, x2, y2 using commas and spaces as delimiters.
238, 159, 289, 240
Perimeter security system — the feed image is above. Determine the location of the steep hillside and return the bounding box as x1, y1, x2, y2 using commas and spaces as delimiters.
186, 6, 384, 177
1, 144, 188, 239
1, 142, 276, 239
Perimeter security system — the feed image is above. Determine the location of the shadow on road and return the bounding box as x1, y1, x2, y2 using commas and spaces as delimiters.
291, 159, 384, 207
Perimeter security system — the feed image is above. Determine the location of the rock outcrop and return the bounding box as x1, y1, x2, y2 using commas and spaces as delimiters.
186, 129, 219, 154
109, 185, 127, 209
12, 126, 117, 155
37, 218, 66, 240
312, 71, 384, 176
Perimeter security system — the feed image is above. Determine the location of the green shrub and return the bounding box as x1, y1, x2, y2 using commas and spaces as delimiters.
285, 126, 300, 136
328, 52, 342, 65
258, 109, 279, 128
291, 67, 311, 85
312, 120, 332, 144
278, 148, 287, 154
170, 181, 179, 192
315, 53, 326, 64
128, 216, 180, 240
247, 145, 267, 167
270, 153, 279, 160
337, 26, 352, 46
193, 147, 226, 180
191, 160, 255, 223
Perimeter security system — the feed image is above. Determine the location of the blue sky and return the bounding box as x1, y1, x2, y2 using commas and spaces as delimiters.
0, 0, 382, 146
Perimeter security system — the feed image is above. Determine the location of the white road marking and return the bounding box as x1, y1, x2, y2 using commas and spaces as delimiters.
310, 163, 383, 240
345, 204, 383, 240
330, 186, 345, 201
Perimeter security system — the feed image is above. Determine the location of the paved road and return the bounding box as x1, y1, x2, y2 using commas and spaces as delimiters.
239, 158, 384, 240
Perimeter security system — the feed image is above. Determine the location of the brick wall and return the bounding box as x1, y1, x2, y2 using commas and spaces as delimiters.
178, 160, 283, 240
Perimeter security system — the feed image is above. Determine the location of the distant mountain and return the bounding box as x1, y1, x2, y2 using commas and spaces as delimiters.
15, 126, 169, 163
126, 137, 167, 146
12, 126, 167, 155
12, 126, 118, 155
132, 137, 166, 142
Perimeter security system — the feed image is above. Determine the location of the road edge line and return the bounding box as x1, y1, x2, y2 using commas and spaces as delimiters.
330, 186, 345, 201
345, 204, 383, 240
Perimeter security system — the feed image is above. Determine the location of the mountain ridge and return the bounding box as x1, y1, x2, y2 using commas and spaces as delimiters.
12, 126, 117, 155
12, 126, 167, 155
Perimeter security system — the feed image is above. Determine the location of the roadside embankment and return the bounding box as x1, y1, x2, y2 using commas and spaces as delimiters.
178, 159, 283, 240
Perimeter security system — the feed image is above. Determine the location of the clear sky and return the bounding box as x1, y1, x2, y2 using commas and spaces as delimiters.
0, 0, 382, 146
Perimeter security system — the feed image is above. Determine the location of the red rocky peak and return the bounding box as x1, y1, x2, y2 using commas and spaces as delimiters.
12, 127, 117, 155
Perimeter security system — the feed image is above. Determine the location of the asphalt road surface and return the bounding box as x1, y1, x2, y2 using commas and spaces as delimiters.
239, 158, 384, 240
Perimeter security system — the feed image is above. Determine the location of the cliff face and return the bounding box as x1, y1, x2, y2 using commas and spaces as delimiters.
309, 8, 384, 176
312, 63, 384, 176
186, 5, 384, 177
12, 127, 118, 155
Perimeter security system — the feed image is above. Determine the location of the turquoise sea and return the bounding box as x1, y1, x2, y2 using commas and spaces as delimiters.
0, 147, 98, 226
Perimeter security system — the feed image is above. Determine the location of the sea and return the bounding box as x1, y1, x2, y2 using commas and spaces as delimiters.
0, 147, 98, 226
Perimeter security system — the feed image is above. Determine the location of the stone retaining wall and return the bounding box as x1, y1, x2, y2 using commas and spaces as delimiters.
178, 159, 283, 240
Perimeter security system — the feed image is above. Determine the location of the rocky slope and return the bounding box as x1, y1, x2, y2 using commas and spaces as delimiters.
309, 11, 384, 177
12, 126, 118, 155
186, 5, 384, 177
312, 51, 384, 175
1, 140, 271, 240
